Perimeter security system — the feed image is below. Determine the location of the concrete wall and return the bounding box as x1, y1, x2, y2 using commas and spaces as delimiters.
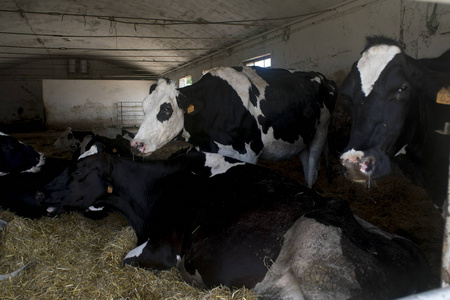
0, 80, 45, 132
165, 0, 450, 86
42, 80, 154, 130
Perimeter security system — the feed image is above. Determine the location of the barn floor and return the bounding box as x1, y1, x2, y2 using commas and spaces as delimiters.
0, 130, 444, 299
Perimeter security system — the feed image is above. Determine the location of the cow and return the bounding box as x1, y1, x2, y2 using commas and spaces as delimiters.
37, 143, 428, 300
130, 66, 337, 187
53, 127, 135, 151
339, 36, 450, 207
0, 132, 45, 176
0, 132, 72, 218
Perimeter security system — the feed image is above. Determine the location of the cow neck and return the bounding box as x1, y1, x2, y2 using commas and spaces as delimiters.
105, 154, 189, 243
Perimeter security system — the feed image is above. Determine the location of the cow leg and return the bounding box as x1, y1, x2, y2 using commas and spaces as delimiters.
304, 107, 331, 188
299, 150, 310, 187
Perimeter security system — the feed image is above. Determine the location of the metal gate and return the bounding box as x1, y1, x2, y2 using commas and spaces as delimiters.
116, 102, 144, 128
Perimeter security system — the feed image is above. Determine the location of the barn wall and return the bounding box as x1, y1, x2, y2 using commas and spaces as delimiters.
165, 0, 450, 86
0, 80, 45, 132
42, 80, 153, 130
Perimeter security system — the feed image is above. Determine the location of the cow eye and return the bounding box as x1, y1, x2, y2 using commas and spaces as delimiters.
398, 85, 408, 93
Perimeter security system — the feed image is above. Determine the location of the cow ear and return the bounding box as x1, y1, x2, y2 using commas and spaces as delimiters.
78, 143, 105, 160
177, 94, 203, 115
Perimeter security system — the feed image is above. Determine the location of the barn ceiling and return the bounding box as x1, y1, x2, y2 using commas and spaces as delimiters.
0, 0, 347, 80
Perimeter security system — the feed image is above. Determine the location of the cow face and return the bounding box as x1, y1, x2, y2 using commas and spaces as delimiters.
36, 144, 108, 215
130, 78, 187, 156
340, 43, 419, 182
0, 132, 45, 175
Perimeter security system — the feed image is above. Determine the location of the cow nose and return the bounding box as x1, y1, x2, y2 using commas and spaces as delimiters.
340, 149, 375, 182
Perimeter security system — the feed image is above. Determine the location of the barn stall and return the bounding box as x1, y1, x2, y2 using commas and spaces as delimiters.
0, 0, 449, 299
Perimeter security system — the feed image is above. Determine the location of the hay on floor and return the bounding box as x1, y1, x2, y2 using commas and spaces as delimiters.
0, 210, 257, 299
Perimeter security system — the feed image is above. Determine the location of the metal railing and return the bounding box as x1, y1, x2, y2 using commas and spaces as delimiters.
117, 102, 144, 128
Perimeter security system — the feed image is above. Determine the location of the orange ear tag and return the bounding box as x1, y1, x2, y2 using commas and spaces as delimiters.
107, 186, 113, 193
187, 104, 195, 114
436, 87, 450, 105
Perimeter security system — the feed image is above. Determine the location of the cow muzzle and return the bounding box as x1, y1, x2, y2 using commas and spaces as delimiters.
340, 149, 375, 182
130, 140, 149, 156
35, 191, 63, 216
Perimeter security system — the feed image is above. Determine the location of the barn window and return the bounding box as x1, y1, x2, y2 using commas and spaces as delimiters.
179, 75, 192, 88
244, 54, 271, 68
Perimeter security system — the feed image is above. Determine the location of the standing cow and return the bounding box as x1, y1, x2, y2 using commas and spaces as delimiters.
131, 66, 337, 187
340, 36, 450, 207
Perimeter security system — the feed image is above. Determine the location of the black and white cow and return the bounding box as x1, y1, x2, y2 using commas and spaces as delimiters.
0, 132, 71, 218
0, 132, 45, 176
340, 36, 450, 206
37, 144, 428, 299
54, 127, 135, 151
131, 66, 337, 187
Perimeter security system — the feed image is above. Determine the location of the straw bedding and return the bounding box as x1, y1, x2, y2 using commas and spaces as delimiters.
0, 131, 444, 299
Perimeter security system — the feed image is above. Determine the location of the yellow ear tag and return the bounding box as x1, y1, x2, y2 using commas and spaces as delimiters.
187, 104, 195, 114
436, 87, 450, 105
107, 186, 113, 193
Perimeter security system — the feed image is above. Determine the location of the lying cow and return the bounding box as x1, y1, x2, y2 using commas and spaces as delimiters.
340, 36, 450, 206
0, 132, 71, 218
131, 66, 337, 187
54, 127, 135, 151
37, 144, 428, 299
0, 132, 45, 175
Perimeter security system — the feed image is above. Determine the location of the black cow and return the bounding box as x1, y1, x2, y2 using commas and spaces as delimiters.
340, 36, 450, 206
37, 144, 428, 299
130, 66, 337, 187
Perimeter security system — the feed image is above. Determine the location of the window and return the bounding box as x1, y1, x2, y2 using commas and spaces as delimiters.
179, 75, 192, 88
244, 54, 271, 68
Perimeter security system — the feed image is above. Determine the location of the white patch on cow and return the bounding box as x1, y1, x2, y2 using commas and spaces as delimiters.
213, 142, 257, 164
47, 206, 56, 213
394, 144, 408, 157
357, 45, 401, 97
340, 149, 365, 163
260, 127, 305, 161
0, 172, 8, 176
210, 66, 268, 126
88, 206, 104, 211
125, 240, 148, 260
21, 152, 45, 174
78, 145, 98, 160
204, 152, 246, 177
254, 217, 359, 299
132, 79, 185, 154
0, 132, 8, 136
310, 76, 321, 84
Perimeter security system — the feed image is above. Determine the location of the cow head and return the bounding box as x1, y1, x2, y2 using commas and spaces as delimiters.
36, 143, 109, 215
340, 37, 424, 183
53, 127, 81, 150
130, 78, 201, 156
0, 132, 45, 175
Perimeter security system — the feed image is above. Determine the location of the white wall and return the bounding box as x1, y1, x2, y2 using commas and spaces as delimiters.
43, 80, 154, 130
165, 0, 450, 86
